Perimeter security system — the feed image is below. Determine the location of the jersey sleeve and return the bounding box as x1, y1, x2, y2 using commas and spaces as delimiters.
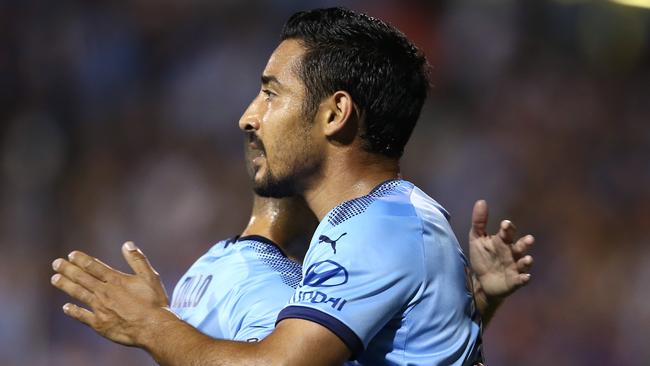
228, 270, 297, 342
229, 296, 277, 342
276, 215, 424, 356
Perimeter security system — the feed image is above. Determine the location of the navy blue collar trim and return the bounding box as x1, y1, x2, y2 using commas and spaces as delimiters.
237, 235, 289, 258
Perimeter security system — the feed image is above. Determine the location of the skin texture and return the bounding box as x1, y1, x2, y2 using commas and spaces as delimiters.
241, 195, 317, 263
241, 40, 399, 221
51, 39, 534, 365
468, 200, 534, 326
241, 40, 323, 199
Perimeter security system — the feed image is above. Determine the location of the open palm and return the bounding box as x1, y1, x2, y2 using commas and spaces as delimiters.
469, 200, 534, 299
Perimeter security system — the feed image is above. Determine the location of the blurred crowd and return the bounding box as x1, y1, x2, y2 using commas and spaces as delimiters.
1, 0, 648, 365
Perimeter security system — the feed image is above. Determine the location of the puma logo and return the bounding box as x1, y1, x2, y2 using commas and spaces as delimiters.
318, 233, 347, 254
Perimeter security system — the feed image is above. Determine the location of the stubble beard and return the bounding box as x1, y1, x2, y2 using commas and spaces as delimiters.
253, 135, 319, 199
252, 165, 299, 198
250, 108, 319, 199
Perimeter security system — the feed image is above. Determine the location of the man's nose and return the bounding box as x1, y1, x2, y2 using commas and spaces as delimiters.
239, 105, 261, 132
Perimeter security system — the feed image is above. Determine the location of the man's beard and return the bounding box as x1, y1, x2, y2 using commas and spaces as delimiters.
245, 134, 297, 198
245, 113, 317, 198
252, 168, 298, 198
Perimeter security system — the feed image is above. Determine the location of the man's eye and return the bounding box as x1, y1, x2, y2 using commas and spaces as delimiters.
262, 89, 276, 101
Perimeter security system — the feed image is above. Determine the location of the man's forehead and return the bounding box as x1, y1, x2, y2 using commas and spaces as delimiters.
262, 39, 305, 84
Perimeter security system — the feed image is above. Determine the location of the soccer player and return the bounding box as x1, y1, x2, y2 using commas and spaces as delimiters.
50, 7, 534, 365
165, 140, 532, 343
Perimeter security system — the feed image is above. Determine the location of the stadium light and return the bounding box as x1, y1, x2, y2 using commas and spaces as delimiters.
610, 0, 650, 9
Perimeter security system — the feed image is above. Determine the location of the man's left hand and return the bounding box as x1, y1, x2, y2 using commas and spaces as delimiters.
50, 241, 175, 347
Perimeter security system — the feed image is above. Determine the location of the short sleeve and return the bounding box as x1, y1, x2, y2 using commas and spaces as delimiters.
228, 272, 297, 342
277, 215, 424, 356
230, 296, 277, 342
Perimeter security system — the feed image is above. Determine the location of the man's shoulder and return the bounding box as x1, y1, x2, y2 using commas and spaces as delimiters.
324, 180, 452, 236
407, 185, 451, 224
233, 235, 303, 290
314, 181, 456, 265
203, 236, 294, 265
324, 179, 417, 229
312, 181, 431, 268
211, 236, 299, 304
184, 236, 300, 287
182, 238, 231, 271
173, 236, 299, 312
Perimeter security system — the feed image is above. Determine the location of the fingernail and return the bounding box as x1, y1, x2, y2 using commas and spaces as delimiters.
52, 259, 62, 270
51, 274, 61, 284
124, 241, 136, 251
63, 303, 71, 312
68, 251, 76, 261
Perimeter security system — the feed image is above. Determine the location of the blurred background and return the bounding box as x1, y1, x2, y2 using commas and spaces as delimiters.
1, 0, 649, 365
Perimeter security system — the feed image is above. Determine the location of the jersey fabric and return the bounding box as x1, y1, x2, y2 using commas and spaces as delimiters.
170, 235, 302, 342
277, 179, 483, 365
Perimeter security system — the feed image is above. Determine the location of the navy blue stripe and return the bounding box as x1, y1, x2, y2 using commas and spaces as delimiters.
276, 306, 364, 357
436, 206, 451, 222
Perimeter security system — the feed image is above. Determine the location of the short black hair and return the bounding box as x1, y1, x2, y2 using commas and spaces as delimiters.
280, 7, 430, 158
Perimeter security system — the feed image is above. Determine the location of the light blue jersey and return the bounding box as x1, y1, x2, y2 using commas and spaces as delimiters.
277, 180, 483, 365
170, 235, 302, 342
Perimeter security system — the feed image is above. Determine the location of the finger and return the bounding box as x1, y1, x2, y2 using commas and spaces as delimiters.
516, 255, 534, 273
470, 200, 488, 239
67, 251, 125, 282
53, 258, 104, 291
509, 271, 532, 290
516, 273, 531, 287
62, 303, 96, 327
512, 235, 534, 258
121, 241, 159, 278
51, 273, 95, 306
498, 220, 517, 245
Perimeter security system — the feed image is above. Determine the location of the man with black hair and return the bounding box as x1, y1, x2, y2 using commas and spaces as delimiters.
50, 7, 534, 365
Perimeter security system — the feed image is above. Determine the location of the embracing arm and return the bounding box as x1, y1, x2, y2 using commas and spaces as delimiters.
136, 313, 348, 366
51, 243, 350, 366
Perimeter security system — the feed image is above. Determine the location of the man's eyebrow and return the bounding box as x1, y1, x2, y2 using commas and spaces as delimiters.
261, 74, 281, 87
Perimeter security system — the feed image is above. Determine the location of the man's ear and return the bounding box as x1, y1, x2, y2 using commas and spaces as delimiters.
320, 91, 357, 138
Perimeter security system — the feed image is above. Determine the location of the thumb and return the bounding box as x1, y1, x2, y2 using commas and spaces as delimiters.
122, 241, 159, 278
470, 200, 488, 239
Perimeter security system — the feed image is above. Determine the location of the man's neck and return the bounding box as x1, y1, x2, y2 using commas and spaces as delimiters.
303, 150, 400, 221
240, 196, 316, 263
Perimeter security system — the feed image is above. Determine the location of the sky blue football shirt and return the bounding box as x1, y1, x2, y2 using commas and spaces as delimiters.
170, 235, 302, 342
277, 180, 483, 365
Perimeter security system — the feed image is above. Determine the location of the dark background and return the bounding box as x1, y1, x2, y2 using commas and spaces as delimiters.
1, 0, 648, 365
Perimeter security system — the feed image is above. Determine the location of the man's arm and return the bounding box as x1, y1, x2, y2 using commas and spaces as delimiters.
468, 200, 534, 326
140, 314, 349, 366
50, 243, 350, 366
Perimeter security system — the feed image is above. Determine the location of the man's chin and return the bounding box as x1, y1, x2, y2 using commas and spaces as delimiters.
252, 179, 295, 198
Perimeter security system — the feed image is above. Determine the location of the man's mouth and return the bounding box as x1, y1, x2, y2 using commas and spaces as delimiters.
246, 134, 266, 168
247, 133, 265, 152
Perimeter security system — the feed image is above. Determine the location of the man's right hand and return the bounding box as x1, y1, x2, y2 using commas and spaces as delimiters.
468, 200, 534, 323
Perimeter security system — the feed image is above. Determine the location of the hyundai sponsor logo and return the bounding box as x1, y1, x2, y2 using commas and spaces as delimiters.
303, 260, 348, 287
292, 290, 348, 311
